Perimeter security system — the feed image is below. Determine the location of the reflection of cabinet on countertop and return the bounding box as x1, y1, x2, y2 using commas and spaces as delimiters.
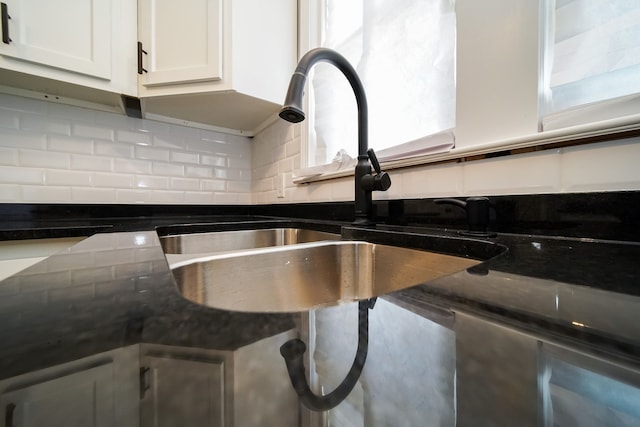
137, 0, 297, 133
0, 345, 139, 427
0, 331, 298, 427
140, 344, 232, 427
140, 331, 298, 427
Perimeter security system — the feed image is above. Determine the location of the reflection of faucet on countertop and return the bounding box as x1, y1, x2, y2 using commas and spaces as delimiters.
279, 48, 391, 226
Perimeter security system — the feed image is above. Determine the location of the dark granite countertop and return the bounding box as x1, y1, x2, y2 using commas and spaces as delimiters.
1, 216, 639, 380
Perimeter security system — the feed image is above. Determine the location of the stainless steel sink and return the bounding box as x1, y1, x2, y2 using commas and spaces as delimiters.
170, 241, 480, 313
160, 228, 340, 254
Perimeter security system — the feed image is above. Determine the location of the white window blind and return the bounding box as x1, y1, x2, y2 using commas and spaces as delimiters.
541, 0, 640, 129
306, 0, 456, 169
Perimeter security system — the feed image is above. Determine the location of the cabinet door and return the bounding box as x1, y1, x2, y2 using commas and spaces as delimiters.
0, 0, 111, 79
0, 363, 115, 427
138, 0, 223, 87
141, 354, 227, 427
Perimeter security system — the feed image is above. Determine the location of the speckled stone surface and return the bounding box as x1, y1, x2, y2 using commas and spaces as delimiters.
1, 216, 639, 383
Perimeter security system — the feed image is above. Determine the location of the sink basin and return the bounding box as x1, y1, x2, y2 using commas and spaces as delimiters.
160, 228, 340, 268
170, 241, 480, 313
160, 228, 340, 254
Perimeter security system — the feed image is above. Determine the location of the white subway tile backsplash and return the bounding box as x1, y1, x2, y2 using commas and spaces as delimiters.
20, 149, 70, 169
10, 89, 638, 207
171, 151, 199, 164
46, 170, 93, 187
227, 180, 251, 193
184, 191, 214, 203
72, 123, 114, 141
152, 162, 184, 177
279, 122, 296, 144
212, 168, 227, 179
0, 94, 45, 115
94, 172, 134, 188
285, 140, 301, 157
170, 124, 200, 141
185, 165, 213, 178
152, 135, 185, 150
0, 111, 18, 129
116, 189, 150, 203
22, 185, 71, 202
213, 192, 239, 204
199, 129, 226, 143
20, 114, 70, 135
561, 138, 640, 192
200, 179, 226, 192
228, 155, 251, 170
95, 140, 134, 158
0, 166, 45, 185
186, 138, 222, 154
48, 135, 93, 154
148, 190, 186, 203
134, 145, 170, 162
402, 163, 464, 198
0, 147, 18, 165
116, 129, 152, 145
71, 187, 117, 202
170, 177, 200, 191
1, 93, 250, 204
463, 150, 562, 196
134, 175, 169, 189
1, 129, 46, 150
278, 157, 294, 175
46, 102, 95, 122
134, 118, 171, 134
331, 178, 354, 201
114, 158, 152, 175
70, 154, 112, 172
200, 154, 227, 167
0, 185, 20, 201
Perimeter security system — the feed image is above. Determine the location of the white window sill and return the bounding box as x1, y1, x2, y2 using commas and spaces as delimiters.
292, 113, 640, 184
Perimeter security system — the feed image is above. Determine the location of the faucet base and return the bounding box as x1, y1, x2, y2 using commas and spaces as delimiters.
352, 217, 376, 227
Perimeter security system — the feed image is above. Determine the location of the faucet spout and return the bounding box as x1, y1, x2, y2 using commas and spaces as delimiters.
280, 48, 390, 225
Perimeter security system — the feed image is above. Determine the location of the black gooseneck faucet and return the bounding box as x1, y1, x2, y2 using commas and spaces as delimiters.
279, 48, 391, 226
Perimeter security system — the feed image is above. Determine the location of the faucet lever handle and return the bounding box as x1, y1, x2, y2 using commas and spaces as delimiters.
367, 148, 383, 173
362, 148, 391, 192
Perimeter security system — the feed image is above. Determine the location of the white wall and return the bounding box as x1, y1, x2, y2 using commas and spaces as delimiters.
250, 119, 640, 204
0, 93, 251, 204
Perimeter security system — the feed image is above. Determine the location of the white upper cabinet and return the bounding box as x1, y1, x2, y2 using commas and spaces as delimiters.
0, 0, 112, 79
138, 0, 298, 134
138, 0, 223, 87
0, 0, 137, 108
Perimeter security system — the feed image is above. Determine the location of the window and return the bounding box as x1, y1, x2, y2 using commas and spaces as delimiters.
541, 0, 640, 129
306, 0, 456, 170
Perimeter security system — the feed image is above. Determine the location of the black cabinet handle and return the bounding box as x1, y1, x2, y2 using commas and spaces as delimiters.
139, 366, 150, 399
1, 2, 11, 45
137, 41, 148, 74
5, 403, 15, 427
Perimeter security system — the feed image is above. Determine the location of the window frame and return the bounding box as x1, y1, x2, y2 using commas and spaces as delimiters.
292, 0, 640, 184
